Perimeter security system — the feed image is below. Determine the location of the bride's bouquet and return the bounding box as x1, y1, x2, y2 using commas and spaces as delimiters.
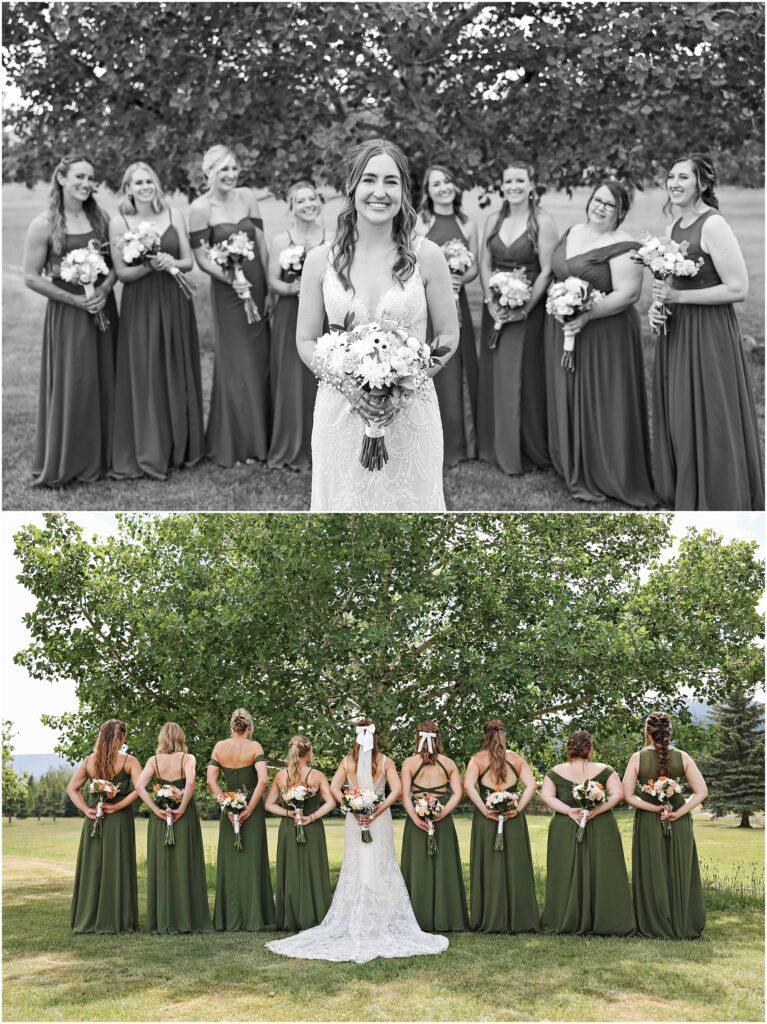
314, 313, 444, 471
485, 790, 519, 851
280, 783, 318, 844
571, 778, 607, 843
216, 789, 249, 850
208, 231, 261, 323
486, 268, 531, 349
116, 221, 196, 299
59, 240, 111, 331
340, 787, 383, 843
546, 276, 605, 372
640, 776, 683, 837
442, 239, 473, 324
278, 243, 307, 282
88, 779, 120, 839
413, 794, 442, 856
629, 233, 703, 335
152, 783, 183, 846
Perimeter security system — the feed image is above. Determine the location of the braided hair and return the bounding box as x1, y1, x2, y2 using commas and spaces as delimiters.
47, 154, 109, 256
645, 711, 673, 778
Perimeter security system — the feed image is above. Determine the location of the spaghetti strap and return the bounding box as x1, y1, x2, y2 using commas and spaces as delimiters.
436, 757, 450, 780
180, 752, 186, 774
154, 755, 160, 778
122, 214, 131, 230
121, 753, 129, 773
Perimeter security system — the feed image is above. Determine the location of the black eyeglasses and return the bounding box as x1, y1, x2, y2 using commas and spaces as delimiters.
591, 197, 617, 211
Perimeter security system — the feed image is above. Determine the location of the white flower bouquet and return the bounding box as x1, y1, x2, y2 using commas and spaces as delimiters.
340, 787, 384, 843
442, 239, 473, 324
546, 276, 605, 372
280, 783, 318, 844
485, 789, 519, 850
486, 268, 531, 348
152, 783, 183, 846
208, 231, 261, 322
59, 240, 111, 331
413, 794, 443, 856
278, 243, 307, 282
630, 233, 703, 335
571, 778, 607, 843
217, 789, 249, 850
88, 778, 120, 839
117, 220, 196, 299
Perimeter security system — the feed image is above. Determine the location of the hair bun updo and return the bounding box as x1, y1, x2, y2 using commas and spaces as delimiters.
567, 730, 593, 761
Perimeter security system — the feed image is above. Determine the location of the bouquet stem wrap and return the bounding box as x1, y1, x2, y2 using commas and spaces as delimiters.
576, 809, 589, 844
232, 813, 243, 851
234, 267, 260, 324
494, 814, 505, 851
427, 820, 439, 856
90, 799, 105, 839
83, 283, 110, 332
164, 811, 175, 846
295, 809, 306, 844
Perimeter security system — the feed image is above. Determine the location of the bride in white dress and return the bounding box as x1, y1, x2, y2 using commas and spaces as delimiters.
296, 139, 459, 511
265, 720, 449, 963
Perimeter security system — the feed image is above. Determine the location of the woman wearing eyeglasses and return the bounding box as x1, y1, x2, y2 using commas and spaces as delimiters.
544, 181, 655, 507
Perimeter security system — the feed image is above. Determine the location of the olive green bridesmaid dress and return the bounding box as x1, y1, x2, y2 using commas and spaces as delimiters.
632, 748, 706, 939
469, 760, 540, 933
541, 765, 635, 935
401, 759, 469, 932
71, 758, 138, 933
274, 767, 331, 931
211, 754, 275, 931
146, 754, 213, 933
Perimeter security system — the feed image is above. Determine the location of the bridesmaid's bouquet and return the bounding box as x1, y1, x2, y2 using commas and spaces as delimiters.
116, 221, 196, 299
88, 779, 120, 839
280, 783, 318, 844
59, 240, 111, 331
486, 268, 531, 349
640, 776, 683, 837
629, 233, 703, 335
217, 789, 249, 850
546, 276, 605, 372
442, 239, 473, 324
208, 231, 261, 323
485, 790, 519, 851
314, 313, 446, 471
278, 243, 307, 282
340, 787, 383, 843
152, 783, 183, 846
413, 794, 443, 856
571, 779, 607, 843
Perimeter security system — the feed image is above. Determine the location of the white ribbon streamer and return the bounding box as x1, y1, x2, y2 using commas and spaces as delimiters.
417, 731, 436, 753
356, 724, 376, 752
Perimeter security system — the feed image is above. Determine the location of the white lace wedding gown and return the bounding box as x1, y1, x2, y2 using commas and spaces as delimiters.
265, 754, 449, 963
310, 241, 446, 511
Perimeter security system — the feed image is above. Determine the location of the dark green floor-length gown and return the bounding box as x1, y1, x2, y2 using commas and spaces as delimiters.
469, 760, 540, 933
401, 758, 468, 932
71, 761, 138, 933
632, 748, 706, 939
274, 767, 331, 931
212, 755, 275, 931
541, 765, 635, 935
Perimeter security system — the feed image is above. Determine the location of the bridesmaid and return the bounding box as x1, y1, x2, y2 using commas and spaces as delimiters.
109, 161, 204, 479
67, 719, 140, 933
416, 165, 479, 466
206, 708, 275, 931
464, 719, 540, 933
477, 157, 559, 474
266, 181, 324, 470
135, 722, 212, 934
23, 153, 118, 487
400, 719, 469, 932
545, 181, 655, 507
190, 145, 271, 466
540, 730, 635, 936
650, 153, 764, 510
264, 734, 334, 930
623, 711, 708, 939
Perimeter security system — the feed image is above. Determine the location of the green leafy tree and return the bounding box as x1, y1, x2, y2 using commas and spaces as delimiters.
2, 721, 29, 823
703, 687, 765, 827
3, 2, 763, 195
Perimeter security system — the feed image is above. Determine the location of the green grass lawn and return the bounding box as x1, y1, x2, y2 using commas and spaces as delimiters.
3, 183, 763, 511
3, 812, 764, 1021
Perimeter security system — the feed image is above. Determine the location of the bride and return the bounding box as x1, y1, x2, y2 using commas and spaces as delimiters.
265, 719, 449, 963
296, 139, 459, 511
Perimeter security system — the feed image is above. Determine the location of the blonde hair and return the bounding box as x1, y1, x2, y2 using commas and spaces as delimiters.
286, 734, 312, 786
91, 719, 126, 780
156, 722, 188, 754
202, 145, 238, 191
118, 161, 167, 216
230, 708, 254, 736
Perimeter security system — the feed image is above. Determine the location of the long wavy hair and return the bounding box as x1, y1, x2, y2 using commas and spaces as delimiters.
663, 152, 720, 218
286, 734, 313, 786
486, 157, 540, 255
331, 138, 417, 292
91, 719, 126, 781
156, 722, 188, 755
482, 719, 508, 785
118, 161, 167, 216
585, 180, 632, 228
419, 164, 468, 225
414, 718, 444, 767
47, 153, 109, 256
645, 711, 673, 778
348, 716, 381, 777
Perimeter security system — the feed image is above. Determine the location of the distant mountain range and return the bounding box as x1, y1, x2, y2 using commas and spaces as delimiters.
13, 753, 73, 778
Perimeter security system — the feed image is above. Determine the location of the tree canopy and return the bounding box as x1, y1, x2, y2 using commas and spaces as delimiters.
3, 2, 764, 196
13, 513, 764, 770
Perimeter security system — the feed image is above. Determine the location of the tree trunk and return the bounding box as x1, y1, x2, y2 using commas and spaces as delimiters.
738, 811, 752, 827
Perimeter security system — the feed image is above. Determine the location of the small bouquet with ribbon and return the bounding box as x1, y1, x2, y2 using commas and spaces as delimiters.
278, 243, 307, 282
413, 794, 443, 855
208, 231, 261, 323
88, 779, 120, 838
59, 240, 111, 331
571, 778, 607, 842
152, 783, 183, 846
486, 268, 531, 348
546, 276, 605, 372
442, 239, 473, 324
340, 787, 383, 843
117, 220, 196, 299
641, 776, 683, 837
629, 233, 703, 335
280, 783, 318, 843
217, 789, 249, 850
485, 789, 519, 850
